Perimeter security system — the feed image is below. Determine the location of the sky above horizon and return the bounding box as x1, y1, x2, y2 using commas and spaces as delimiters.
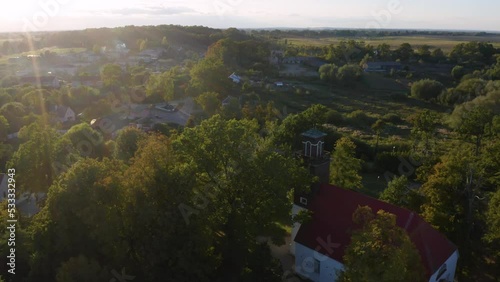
0, 0, 499, 33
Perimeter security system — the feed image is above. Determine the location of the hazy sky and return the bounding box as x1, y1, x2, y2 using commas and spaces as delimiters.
1, 0, 499, 32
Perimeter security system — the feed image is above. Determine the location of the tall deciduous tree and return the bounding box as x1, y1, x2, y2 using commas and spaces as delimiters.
380, 175, 423, 212
173, 115, 311, 279
410, 79, 445, 101
454, 105, 494, 156
189, 57, 231, 96
410, 110, 440, 156
120, 134, 215, 281
100, 64, 122, 88
420, 145, 475, 244
55, 255, 109, 282
8, 122, 58, 194
330, 137, 362, 189
485, 188, 500, 238
113, 126, 147, 161
371, 119, 385, 156
339, 206, 425, 282
195, 92, 221, 116
28, 158, 127, 281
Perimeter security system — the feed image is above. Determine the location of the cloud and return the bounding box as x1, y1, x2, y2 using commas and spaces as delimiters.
102, 6, 198, 16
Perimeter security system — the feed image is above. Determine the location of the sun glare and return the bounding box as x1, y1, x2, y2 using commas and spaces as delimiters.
0, 2, 27, 20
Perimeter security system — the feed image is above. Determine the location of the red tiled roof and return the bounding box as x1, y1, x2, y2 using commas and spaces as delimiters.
294, 184, 457, 279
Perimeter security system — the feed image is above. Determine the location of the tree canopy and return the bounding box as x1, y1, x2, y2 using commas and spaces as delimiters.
339, 206, 425, 282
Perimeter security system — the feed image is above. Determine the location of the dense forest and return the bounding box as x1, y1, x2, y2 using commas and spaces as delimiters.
0, 25, 499, 281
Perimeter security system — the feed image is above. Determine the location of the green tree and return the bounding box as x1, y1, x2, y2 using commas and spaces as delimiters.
410, 110, 440, 155
420, 146, 474, 243
161, 36, 168, 46
318, 63, 338, 86
145, 68, 184, 102
431, 48, 446, 62
139, 39, 148, 52
120, 134, 216, 281
272, 104, 328, 148
189, 57, 231, 96
174, 115, 311, 279
486, 188, 500, 235
410, 79, 445, 101
371, 119, 385, 156
380, 176, 423, 211
0, 115, 8, 141
100, 64, 122, 88
8, 122, 58, 194
92, 44, 101, 55
451, 65, 466, 81
113, 126, 147, 161
336, 64, 362, 86
330, 137, 362, 189
339, 206, 425, 282
376, 43, 393, 60
454, 105, 494, 156
416, 44, 431, 62
28, 158, 127, 281
0, 102, 27, 132
63, 123, 106, 159
56, 255, 109, 282
195, 92, 221, 116
395, 43, 414, 62
485, 188, 500, 258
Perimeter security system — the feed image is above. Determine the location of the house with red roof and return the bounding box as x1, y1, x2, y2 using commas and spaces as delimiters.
291, 129, 458, 282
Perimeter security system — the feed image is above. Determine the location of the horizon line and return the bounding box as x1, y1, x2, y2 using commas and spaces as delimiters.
1, 25, 500, 35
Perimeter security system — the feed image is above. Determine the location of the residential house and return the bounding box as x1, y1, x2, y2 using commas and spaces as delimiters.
291, 129, 458, 282
54, 105, 76, 123
228, 72, 242, 83
363, 61, 403, 72
269, 50, 284, 65
52, 64, 78, 76
222, 96, 239, 107
19, 75, 60, 88
72, 76, 103, 88
0, 173, 40, 217
282, 56, 309, 64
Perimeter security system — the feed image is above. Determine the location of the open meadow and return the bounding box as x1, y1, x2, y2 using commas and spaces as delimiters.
286, 34, 500, 51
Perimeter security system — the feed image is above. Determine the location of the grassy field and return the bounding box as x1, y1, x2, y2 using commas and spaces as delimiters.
264, 73, 448, 119
0, 47, 86, 64
286, 35, 500, 51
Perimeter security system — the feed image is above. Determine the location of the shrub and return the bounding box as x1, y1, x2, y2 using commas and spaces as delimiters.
325, 109, 344, 125
410, 79, 445, 101
451, 65, 465, 81
382, 113, 402, 124
346, 110, 373, 128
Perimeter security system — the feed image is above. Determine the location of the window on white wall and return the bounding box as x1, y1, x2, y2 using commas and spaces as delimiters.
436, 264, 447, 281
314, 259, 320, 273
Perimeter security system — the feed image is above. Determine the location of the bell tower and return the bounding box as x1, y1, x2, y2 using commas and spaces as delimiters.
291, 128, 331, 255
301, 128, 330, 184
293, 128, 331, 208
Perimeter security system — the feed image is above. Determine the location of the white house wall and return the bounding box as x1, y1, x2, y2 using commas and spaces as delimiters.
428, 250, 459, 282
295, 242, 344, 282
291, 204, 307, 255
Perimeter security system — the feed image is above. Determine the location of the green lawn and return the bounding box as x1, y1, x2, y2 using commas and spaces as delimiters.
286, 35, 500, 51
